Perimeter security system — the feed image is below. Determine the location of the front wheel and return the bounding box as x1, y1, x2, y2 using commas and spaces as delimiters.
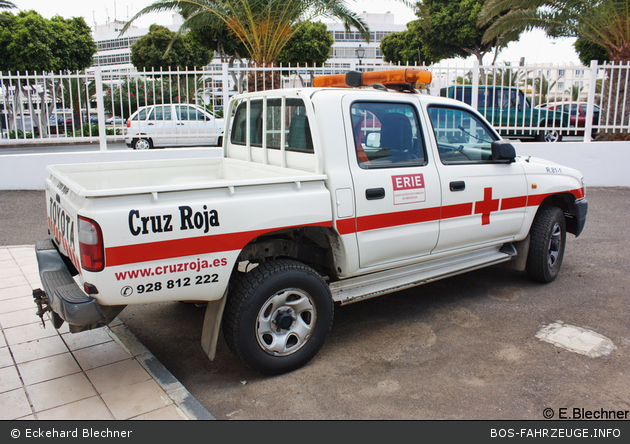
223, 259, 334, 375
526, 206, 566, 283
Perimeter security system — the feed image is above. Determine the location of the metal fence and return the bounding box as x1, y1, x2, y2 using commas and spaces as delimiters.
1, 60, 628, 148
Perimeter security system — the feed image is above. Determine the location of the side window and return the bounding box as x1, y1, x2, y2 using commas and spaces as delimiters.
428, 106, 498, 165
133, 108, 149, 121
351, 102, 426, 169
176, 105, 190, 121
151, 106, 172, 121
286, 99, 313, 153
231, 98, 312, 152
186, 106, 207, 121
231, 100, 263, 146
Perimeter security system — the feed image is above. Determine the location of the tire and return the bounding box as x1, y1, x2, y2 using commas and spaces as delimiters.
526, 206, 566, 283
132, 138, 152, 150
223, 259, 334, 375
535, 123, 562, 143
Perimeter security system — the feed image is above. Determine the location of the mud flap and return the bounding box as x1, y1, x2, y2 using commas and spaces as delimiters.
200, 295, 227, 361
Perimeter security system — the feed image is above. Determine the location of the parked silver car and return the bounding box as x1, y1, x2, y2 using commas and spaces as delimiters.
125, 104, 224, 150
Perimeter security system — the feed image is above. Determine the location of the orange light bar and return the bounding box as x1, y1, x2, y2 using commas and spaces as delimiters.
313, 68, 432, 89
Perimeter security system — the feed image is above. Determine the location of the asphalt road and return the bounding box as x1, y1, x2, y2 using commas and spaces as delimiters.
0, 142, 130, 155
1, 187, 628, 420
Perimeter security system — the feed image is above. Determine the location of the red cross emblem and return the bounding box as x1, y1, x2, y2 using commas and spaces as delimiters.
474, 187, 500, 225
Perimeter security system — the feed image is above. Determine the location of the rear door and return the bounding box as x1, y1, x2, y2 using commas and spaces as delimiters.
146, 105, 177, 147
343, 97, 441, 269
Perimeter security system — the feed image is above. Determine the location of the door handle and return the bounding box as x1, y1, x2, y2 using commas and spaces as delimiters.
450, 181, 466, 191
366, 188, 385, 200
147, 122, 154, 126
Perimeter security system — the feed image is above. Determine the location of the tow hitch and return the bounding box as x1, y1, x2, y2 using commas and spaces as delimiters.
32, 288, 52, 328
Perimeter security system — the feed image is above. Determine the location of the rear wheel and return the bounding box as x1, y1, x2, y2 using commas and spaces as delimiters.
223, 259, 333, 375
526, 206, 566, 283
536, 123, 563, 143
132, 138, 152, 150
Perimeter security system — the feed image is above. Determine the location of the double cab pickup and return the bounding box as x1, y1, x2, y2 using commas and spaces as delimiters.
34, 69, 588, 374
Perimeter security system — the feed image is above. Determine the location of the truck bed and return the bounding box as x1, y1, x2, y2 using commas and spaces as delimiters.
46, 157, 327, 198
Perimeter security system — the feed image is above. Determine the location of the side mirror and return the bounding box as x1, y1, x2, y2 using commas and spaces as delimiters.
491, 140, 516, 163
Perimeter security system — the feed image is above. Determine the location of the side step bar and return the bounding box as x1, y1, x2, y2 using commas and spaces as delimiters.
330, 244, 516, 305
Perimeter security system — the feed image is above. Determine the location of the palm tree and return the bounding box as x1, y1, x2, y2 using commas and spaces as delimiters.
121, 0, 370, 67
479, 0, 630, 137
478, 0, 630, 62
528, 72, 557, 105
0, 0, 16, 20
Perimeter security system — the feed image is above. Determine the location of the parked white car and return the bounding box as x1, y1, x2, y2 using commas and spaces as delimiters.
106, 116, 126, 125
125, 103, 224, 150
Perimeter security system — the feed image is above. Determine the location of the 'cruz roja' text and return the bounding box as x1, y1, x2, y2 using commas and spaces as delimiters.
129, 205, 220, 236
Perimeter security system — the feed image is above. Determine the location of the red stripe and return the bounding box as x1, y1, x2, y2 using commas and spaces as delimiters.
358, 207, 441, 232
103, 188, 584, 267
105, 221, 331, 267
441, 202, 473, 219
501, 196, 527, 210
526, 188, 584, 207
336, 218, 356, 235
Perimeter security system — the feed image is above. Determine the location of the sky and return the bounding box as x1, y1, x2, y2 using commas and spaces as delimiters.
12, 0, 583, 66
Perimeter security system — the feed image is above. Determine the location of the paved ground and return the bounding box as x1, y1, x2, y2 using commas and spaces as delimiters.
1, 187, 628, 421
0, 246, 213, 420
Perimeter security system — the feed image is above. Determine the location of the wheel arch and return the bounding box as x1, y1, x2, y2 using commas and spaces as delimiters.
236, 225, 341, 280
537, 192, 583, 236
200, 225, 341, 363
131, 135, 153, 150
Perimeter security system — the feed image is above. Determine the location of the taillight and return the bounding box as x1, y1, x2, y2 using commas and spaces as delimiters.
126, 120, 131, 128
78, 216, 105, 272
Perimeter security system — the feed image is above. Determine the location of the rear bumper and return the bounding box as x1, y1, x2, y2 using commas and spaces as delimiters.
34, 239, 119, 330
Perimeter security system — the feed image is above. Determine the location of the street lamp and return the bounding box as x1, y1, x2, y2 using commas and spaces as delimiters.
356, 44, 365, 70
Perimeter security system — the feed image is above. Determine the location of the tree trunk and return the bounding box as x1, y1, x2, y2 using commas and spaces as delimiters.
247, 63, 282, 92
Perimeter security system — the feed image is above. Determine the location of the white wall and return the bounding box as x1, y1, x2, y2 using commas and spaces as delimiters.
511, 141, 630, 187
0, 148, 222, 190
0, 142, 628, 190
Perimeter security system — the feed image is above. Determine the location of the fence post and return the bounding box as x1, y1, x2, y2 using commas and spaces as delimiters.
221, 63, 230, 117
584, 60, 598, 142
93, 67, 108, 151
471, 60, 480, 110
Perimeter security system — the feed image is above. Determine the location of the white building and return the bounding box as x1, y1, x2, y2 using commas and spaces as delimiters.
90, 12, 405, 73
90, 15, 182, 74
325, 12, 406, 69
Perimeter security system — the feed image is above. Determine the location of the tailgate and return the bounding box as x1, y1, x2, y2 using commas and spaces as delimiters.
45, 174, 83, 273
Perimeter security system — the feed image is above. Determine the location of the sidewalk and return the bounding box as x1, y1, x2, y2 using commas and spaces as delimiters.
0, 245, 214, 421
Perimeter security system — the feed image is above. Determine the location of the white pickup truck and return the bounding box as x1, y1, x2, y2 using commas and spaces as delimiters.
34, 69, 588, 375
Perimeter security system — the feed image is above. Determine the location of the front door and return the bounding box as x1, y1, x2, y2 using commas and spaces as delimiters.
426, 105, 528, 253
344, 98, 441, 269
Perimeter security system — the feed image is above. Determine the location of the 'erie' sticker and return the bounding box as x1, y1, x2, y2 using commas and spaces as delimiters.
392, 174, 426, 205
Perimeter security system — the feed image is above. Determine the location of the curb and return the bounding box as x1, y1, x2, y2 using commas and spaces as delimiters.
106, 319, 215, 421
